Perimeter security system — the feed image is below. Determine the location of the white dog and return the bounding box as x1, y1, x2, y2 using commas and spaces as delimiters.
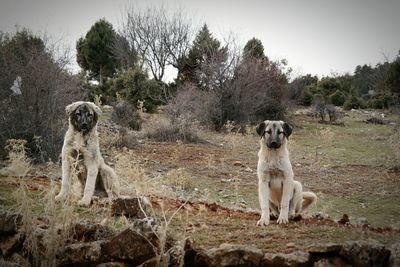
55, 101, 120, 206
256, 120, 316, 226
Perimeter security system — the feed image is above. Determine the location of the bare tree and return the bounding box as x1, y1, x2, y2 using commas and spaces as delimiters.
121, 5, 193, 82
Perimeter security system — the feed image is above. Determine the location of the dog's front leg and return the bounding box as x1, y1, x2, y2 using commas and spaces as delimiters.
78, 160, 98, 207
257, 177, 270, 226
277, 171, 294, 224
55, 155, 72, 202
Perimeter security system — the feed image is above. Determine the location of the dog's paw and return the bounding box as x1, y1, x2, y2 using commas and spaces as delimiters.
277, 213, 289, 224
257, 217, 270, 226
78, 198, 91, 207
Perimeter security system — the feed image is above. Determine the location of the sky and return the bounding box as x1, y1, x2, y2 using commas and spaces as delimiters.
0, 0, 399, 81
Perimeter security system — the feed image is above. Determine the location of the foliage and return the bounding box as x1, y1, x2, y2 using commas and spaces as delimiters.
111, 101, 142, 130
329, 90, 346, 106
109, 67, 162, 113
177, 24, 228, 88
0, 29, 87, 161
243, 37, 265, 59
343, 94, 365, 110
288, 74, 318, 101
76, 19, 117, 82
385, 56, 400, 94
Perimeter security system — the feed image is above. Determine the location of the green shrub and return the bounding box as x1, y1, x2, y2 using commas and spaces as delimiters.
329, 90, 346, 106
301, 87, 314, 106
344, 95, 365, 110
111, 101, 142, 130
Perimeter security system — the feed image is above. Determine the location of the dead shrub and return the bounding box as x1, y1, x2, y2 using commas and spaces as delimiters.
0, 139, 31, 177
111, 101, 142, 130
143, 115, 201, 143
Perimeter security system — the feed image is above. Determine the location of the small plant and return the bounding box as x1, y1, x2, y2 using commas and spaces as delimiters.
111, 101, 142, 131
1, 139, 31, 177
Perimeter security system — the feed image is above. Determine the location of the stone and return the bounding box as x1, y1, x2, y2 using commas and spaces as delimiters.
58, 240, 106, 266
0, 233, 23, 257
339, 240, 390, 267
102, 228, 158, 265
0, 210, 21, 234
389, 243, 400, 267
71, 220, 113, 242
195, 243, 264, 267
262, 251, 311, 267
313, 257, 351, 267
355, 217, 369, 225
307, 243, 342, 254
111, 197, 148, 218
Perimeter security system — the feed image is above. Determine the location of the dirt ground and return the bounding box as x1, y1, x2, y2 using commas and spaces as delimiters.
0, 107, 399, 253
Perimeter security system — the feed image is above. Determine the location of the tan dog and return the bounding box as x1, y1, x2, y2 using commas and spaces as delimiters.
256, 120, 316, 226
55, 101, 120, 206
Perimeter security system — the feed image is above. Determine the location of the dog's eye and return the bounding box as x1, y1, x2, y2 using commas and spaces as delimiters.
87, 113, 93, 117
266, 130, 272, 135
278, 131, 283, 135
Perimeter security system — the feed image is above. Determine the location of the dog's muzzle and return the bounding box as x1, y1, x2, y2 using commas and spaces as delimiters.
267, 141, 281, 149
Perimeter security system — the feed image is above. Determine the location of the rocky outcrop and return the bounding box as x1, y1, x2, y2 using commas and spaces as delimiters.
339, 241, 391, 267
195, 243, 264, 267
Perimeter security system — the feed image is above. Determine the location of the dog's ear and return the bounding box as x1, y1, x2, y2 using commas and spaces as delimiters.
65, 101, 82, 116
256, 121, 267, 136
86, 102, 102, 116
282, 122, 292, 138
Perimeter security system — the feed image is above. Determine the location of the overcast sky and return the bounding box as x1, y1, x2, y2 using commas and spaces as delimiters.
1, 0, 399, 80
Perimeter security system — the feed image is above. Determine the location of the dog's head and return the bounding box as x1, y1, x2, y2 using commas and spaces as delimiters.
256, 120, 292, 150
65, 101, 102, 133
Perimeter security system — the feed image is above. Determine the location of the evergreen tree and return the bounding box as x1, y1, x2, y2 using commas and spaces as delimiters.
243, 37, 265, 59
76, 19, 117, 83
177, 24, 226, 88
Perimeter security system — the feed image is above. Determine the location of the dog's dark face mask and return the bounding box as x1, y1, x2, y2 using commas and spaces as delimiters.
70, 104, 98, 133
256, 120, 292, 150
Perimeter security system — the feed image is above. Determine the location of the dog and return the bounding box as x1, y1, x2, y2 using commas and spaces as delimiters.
255, 120, 316, 226
55, 101, 120, 206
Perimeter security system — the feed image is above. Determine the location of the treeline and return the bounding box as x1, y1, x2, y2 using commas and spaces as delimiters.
289, 59, 400, 110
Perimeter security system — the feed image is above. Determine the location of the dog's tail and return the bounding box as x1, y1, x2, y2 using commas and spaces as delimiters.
302, 191, 317, 213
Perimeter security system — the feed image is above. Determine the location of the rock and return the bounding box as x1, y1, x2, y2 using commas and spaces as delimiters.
313, 257, 351, 267
58, 240, 106, 266
136, 257, 159, 267
286, 242, 296, 248
9, 253, 31, 267
0, 233, 23, 257
337, 214, 350, 225
111, 197, 148, 218
195, 243, 264, 267
97, 262, 126, 267
233, 161, 245, 167
355, 217, 369, 225
0, 210, 21, 234
262, 251, 310, 267
71, 221, 113, 242
102, 228, 158, 265
132, 217, 157, 234
307, 243, 342, 254
339, 240, 390, 267
314, 212, 329, 220
389, 243, 400, 267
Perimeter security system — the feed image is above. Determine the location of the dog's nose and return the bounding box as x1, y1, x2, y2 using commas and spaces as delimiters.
270, 141, 278, 148
82, 122, 88, 128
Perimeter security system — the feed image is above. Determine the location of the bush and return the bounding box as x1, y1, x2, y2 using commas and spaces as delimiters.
143, 115, 201, 143
367, 93, 392, 109
301, 86, 314, 106
0, 29, 87, 161
111, 101, 142, 130
109, 67, 162, 113
343, 95, 365, 110
329, 90, 346, 106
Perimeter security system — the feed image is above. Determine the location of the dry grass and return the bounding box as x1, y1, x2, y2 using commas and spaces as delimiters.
0, 139, 31, 177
